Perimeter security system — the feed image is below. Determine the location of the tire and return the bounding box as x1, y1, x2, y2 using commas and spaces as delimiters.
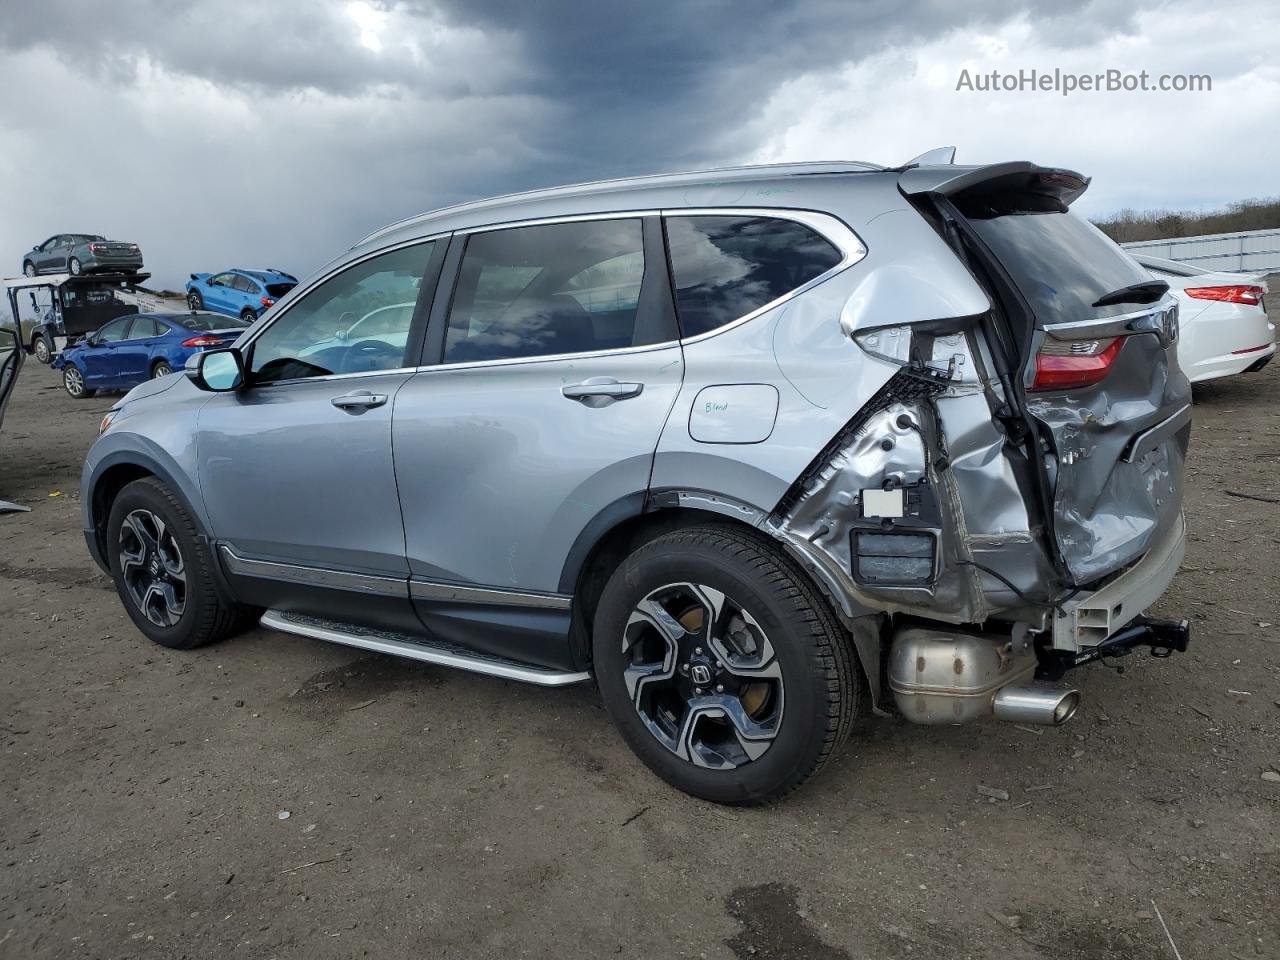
106, 477, 246, 650
32, 333, 52, 365
68, 257, 82, 276
63, 364, 95, 399
187, 290, 203, 310
152, 360, 173, 378
592, 524, 862, 805
23, 261, 36, 278
240, 308, 257, 324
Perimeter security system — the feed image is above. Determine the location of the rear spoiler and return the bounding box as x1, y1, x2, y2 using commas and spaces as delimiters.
899, 161, 1091, 207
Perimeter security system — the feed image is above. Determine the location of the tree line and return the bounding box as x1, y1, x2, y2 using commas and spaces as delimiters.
1093, 196, 1280, 243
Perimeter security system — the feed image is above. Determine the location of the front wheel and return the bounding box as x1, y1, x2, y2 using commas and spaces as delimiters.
187, 290, 203, 310
593, 525, 863, 805
23, 261, 36, 278
68, 257, 82, 276
107, 477, 248, 650
63, 364, 95, 398
32, 334, 52, 364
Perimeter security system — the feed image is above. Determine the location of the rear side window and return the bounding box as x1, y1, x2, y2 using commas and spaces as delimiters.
232, 275, 258, 293
665, 216, 842, 338
128, 316, 165, 339
444, 219, 655, 364
956, 195, 1154, 326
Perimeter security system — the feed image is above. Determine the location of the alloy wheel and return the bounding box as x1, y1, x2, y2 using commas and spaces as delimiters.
69, 258, 81, 276
34, 338, 50, 364
187, 293, 201, 310
23, 262, 35, 278
64, 366, 84, 397
153, 362, 172, 378
117, 508, 187, 628
622, 582, 784, 770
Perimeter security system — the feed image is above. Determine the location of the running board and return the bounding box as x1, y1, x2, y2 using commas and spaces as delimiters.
259, 609, 591, 687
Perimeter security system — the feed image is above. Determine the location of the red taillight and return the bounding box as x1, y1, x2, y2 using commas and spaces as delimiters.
88, 243, 102, 253
1031, 337, 1123, 391
1183, 285, 1265, 305
260, 296, 275, 308
182, 336, 223, 348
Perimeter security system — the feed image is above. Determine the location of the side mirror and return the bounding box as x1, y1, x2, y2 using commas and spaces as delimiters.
85, 334, 98, 347
187, 348, 244, 392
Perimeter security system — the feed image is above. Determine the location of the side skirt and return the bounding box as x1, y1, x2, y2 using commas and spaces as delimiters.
260, 609, 591, 687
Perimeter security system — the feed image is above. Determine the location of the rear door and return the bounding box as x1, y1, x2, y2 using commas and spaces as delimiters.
935, 171, 1191, 583
392, 216, 683, 666
114, 315, 164, 384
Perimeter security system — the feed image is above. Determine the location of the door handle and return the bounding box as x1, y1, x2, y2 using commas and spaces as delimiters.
561, 378, 644, 406
331, 390, 388, 411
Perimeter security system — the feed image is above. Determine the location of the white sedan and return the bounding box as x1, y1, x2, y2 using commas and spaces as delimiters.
1132, 253, 1275, 383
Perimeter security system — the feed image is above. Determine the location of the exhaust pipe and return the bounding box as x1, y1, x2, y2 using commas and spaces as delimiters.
992, 685, 1080, 726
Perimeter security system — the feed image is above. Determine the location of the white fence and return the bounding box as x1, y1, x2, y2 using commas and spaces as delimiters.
1123, 227, 1280, 274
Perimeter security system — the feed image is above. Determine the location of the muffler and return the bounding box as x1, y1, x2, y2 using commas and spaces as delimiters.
888, 627, 1080, 726
992, 685, 1080, 726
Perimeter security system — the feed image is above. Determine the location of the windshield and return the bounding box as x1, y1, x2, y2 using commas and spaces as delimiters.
178, 313, 251, 332
959, 195, 1153, 326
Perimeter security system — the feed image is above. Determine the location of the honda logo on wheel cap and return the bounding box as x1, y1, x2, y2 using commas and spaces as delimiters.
690, 664, 713, 686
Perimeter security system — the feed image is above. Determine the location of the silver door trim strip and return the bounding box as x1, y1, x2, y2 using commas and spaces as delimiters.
259, 609, 591, 687
219, 546, 409, 598
409, 579, 573, 610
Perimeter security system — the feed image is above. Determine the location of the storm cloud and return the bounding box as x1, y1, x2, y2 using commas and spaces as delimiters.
1, 0, 1274, 289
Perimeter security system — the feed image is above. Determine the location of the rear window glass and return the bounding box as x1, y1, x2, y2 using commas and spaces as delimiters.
958, 195, 1153, 325
265, 283, 295, 298
665, 216, 841, 338
180, 313, 250, 332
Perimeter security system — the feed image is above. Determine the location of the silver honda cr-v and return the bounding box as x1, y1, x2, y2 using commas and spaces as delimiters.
82, 156, 1192, 804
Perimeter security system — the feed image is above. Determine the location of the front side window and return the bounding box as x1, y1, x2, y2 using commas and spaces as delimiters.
665, 216, 842, 338
249, 241, 435, 383
443, 219, 649, 364
96, 317, 131, 343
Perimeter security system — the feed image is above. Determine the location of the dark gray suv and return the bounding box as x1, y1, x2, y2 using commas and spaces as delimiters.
80, 159, 1191, 803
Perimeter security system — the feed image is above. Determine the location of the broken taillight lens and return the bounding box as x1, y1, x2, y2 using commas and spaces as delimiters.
1031, 337, 1123, 391
1183, 285, 1265, 305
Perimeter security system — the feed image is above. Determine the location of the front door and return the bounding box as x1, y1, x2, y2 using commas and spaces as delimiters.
194, 238, 446, 630
80, 315, 131, 387
393, 216, 683, 665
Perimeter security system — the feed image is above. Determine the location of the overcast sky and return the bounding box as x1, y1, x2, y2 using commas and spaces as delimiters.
1, 0, 1275, 290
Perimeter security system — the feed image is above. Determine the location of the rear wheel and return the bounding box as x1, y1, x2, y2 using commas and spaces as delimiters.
593, 525, 862, 805
240, 308, 257, 324
68, 257, 82, 276
32, 333, 52, 364
187, 290, 203, 310
107, 477, 248, 650
22, 261, 35, 278
152, 360, 173, 378
63, 364, 95, 398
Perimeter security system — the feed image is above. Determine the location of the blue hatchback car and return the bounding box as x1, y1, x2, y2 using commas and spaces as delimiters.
185, 268, 298, 323
54, 311, 250, 398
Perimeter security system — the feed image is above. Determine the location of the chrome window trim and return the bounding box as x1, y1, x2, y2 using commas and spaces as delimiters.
409, 578, 572, 610
219, 546, 408, 598
424, 206, 865, 368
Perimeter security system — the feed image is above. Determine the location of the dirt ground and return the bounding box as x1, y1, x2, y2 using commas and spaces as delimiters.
2, 299, 1278, 960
